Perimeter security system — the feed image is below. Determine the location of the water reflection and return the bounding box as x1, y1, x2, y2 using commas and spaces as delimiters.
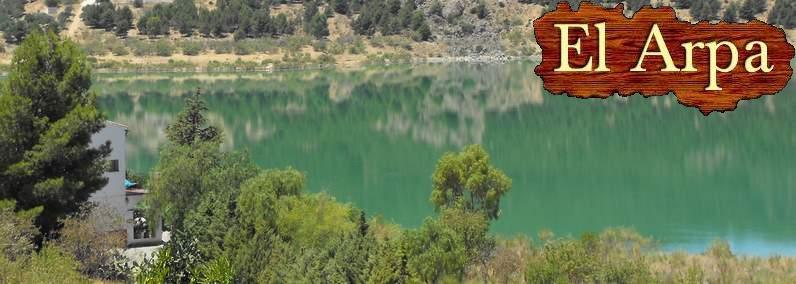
95, 62, 796, 255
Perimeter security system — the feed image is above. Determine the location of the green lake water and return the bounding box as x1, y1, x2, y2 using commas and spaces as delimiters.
94, 62, 796, 255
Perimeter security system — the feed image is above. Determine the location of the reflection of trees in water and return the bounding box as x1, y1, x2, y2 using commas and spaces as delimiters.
372, 63, 545, 148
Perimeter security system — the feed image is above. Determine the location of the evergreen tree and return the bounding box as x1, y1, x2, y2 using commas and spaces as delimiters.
0, 32, 110, 235
722, 2, 739, 22
308, 13, 329, 38
627, 0, 651, 14
113, 6, 133, 37
689, 0, 721, 21
677, 0, 694, 8
768, 0, 796, 28
332, 0, 349, 14
739, 0, 765, 21
171, 0, 198, 36
165, 89, 221, 146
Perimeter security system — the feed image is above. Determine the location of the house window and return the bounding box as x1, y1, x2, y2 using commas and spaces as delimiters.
108, 160, 119, 172
132, 210, 152, 240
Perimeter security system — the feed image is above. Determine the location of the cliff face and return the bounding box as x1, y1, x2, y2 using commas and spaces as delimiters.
418, 0, 795, 55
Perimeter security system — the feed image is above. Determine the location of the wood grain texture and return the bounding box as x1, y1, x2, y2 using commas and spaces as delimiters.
533, 2, 795, 115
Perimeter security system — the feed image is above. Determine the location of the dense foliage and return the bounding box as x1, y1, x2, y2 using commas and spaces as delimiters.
165, 90, 221, 146
351, 0, 432, 41
768, 0, 796, 28
689, 0, 721, 21
0, 32, 110, 235
82, 0, 134, 36
431, 144, 512, 220
723, 2, 739, 22
739, 0, 767, 21
1, 13, 60, 44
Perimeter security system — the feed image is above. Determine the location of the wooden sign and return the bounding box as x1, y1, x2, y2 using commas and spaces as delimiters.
533, 2, 795, 114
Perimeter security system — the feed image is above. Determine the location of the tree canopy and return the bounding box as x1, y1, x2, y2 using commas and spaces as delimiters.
431, 144, 512, 220
0, 32, 109, 235
165, 90, 222, 146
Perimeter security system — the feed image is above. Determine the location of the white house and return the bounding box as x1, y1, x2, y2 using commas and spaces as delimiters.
90, 121, 163, 247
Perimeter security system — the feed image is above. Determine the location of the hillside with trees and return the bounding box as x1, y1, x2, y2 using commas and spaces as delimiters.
0, 0, 793, 70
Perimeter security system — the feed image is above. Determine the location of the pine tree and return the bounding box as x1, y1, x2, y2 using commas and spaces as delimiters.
332, 0, 349, 14
677, 0, 694, 8
722, 1, 739, 22
690, 0, 721, 21
739, 0, 760, 20
165, 89, 221, 146
627, 0, 651, 14
113, 6, 133, 37
768, 0, 796, 28
0, 32, 110, 235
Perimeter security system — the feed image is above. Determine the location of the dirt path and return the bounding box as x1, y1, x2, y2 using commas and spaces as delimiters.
65, 3, 85, 40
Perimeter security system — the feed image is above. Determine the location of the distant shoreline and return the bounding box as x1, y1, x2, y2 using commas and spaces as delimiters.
1, 55, 538, 76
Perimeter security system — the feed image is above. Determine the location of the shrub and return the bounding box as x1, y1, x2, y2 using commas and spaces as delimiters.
460, 22, 475, 35
55, 204, 130, 280
111, 45, 129, 56
0, 200, 40, 261
234, 41, 253, 55
208, 41, 233, 54
133, 0, 143, 8
471, 2, 488, 19
194, 257, 234, 284
0, 246, 89, 283
181, 41, 204, 56
154, 39, 174, 56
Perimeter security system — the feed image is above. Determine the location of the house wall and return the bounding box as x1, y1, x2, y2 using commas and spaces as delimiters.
89, 122, 128, 231
125, 193, 164, 246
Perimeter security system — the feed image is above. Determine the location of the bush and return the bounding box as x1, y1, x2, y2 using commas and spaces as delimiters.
0, 246, 89, 283
471, 2, 488, 19
233, 41, 253, 55
55, 204, 130, 280
133, 0, 143, 8
154, 39, 174, 56
0, 200, 40, 261
208, 41, 233, 54
111, 45, 129, 56
180, 41, 204, 56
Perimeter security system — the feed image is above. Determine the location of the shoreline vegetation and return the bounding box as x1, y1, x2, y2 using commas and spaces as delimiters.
1, 33, 795, 284
0, 54, 540, 76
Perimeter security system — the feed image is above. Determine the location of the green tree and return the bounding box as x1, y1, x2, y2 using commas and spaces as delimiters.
430, 145, 511, 220
768, 0, 796, 28
171, 0, 198, 36
627, 0, 651, 14
0, 32, 110, 235
402, 216, 470, 283
332, 0, 349, 14
689, 0, 721, 21
145, 141, 254, 231
113, 6, 133, 37
676, 0, 694, 8
165, 90, 221, 146
308, 13, 329, 39
739, 0, 766, 20
723, 2, 739, 22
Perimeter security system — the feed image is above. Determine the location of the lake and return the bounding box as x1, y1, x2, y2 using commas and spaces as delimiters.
94, 62, 796, 256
